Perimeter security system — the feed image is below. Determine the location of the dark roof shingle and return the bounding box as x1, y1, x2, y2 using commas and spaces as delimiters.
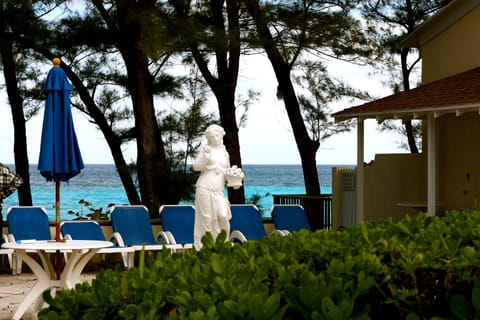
334, 67, 480, 121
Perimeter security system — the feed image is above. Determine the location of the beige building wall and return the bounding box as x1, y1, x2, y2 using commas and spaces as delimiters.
421, 4, 480, 213
421, 5, 480, 82
362, 153, 427, 221
355, 3, 480, 222
438, 113, 480, 212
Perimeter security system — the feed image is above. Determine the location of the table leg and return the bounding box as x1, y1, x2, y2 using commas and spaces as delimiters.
11, 250, 53, 320
37, 250, 55, 279
61, 248, 100, 289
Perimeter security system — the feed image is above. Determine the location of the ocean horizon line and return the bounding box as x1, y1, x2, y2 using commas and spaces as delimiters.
3, 163, 337, 219
20, 163, 356, 167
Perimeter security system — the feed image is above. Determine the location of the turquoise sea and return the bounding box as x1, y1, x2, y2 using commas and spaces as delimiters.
2, 164, 338, 220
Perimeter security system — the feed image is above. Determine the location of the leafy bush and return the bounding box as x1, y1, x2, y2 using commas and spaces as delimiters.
39, 211, 480, 319
67, 199, 115, 220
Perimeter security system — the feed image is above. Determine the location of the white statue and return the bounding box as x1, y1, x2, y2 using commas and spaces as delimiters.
193, 124, 243, 249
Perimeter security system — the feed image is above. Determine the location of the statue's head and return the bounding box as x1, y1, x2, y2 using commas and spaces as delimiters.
205, 124, 225, 138
205, 124, 225, 147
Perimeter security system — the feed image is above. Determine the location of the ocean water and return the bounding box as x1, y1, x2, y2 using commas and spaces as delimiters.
2, 164, 336, 220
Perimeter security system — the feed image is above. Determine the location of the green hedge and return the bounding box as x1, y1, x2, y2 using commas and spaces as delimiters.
39, 211, 480, 319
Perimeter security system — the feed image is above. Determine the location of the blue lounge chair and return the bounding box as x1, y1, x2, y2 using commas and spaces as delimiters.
110, 205, 182, 254
229, 204, 284, 243
6, 206, 52, 275
158, 205, 195, 250
270, 204, 311, 234
60, 220, 135, 268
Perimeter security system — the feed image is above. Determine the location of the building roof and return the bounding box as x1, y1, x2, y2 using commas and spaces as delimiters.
333, 66, 480, 122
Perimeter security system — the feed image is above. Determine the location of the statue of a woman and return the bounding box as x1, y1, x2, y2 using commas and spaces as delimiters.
193, 124, 232, 249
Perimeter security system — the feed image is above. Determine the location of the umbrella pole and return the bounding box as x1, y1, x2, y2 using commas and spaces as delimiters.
55, 181, 61, 241
55, 181, 61, 280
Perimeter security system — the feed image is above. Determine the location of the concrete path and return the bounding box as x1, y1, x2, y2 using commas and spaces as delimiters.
0, 271, 96, 320
0, 272, 37, 320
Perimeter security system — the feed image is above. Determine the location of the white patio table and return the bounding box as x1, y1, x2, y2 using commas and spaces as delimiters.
2, 239, 113, 320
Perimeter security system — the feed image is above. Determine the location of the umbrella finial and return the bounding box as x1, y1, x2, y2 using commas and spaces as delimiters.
52, 57, 61, 67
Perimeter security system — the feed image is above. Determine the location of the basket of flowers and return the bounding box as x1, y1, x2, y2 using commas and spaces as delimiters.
225, 165, 244, 189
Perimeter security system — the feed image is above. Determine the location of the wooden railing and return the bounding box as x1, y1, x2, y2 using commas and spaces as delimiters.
272, 194, 333, 230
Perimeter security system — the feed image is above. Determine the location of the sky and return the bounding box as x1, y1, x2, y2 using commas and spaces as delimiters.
0, 55, 407, 166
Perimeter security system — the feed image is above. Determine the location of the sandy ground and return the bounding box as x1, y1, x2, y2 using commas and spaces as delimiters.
0, 260, 97, 320
0, 272, 39, 320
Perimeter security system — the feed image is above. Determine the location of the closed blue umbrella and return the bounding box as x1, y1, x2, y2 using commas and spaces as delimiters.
38, 58, 84, 277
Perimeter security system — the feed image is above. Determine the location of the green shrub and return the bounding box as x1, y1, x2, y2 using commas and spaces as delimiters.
39, 211, 480, 319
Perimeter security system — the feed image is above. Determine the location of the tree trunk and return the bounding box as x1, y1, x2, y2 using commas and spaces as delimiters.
244, 0, 321, 195
116, 2, 168, 217
129, 63, 162, 216
0, 37, 32, 205
217, 89, 245, 204
278, 68, 321, 195
35, 49, 142, 207
401, 46, 419, 154
182, 0, 246, 203
404, 120, 418, 153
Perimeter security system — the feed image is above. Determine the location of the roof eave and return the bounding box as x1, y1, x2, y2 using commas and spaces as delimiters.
400, 0, 479, 48
334, 104, 480, 123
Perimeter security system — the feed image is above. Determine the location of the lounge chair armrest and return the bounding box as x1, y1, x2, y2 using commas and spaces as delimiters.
156, 231, 176, 245
229, 230, 247, 243
269, 230, 289, 236
6, 234, 15, 243
110, 232, 126, 247
165, 231, 176, 244
156, 231, 168, 244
